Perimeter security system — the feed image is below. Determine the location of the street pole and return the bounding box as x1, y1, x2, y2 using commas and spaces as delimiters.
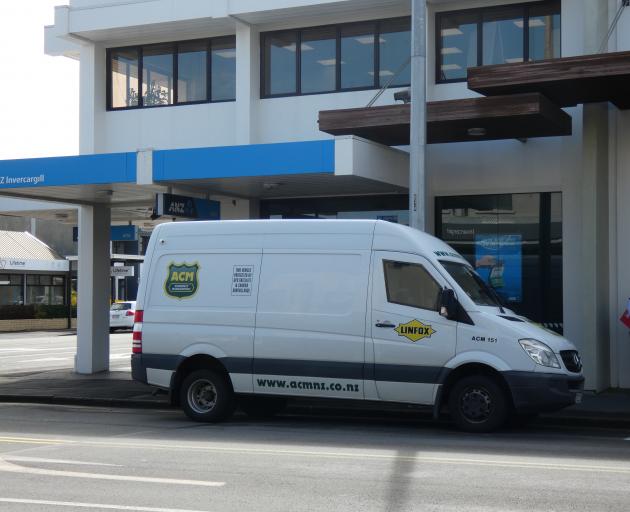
409, 0, 427, 231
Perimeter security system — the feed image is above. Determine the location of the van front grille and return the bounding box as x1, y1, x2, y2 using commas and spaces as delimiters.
560, 350, 582, 373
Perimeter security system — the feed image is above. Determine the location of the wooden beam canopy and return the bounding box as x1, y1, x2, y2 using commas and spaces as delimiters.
468, 51, 630, 110
318, 93, 572, 146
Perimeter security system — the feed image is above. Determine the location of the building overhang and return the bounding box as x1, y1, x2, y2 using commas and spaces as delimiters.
318, 93, 572, 146
468, 50, 630, 110
0, 139, 408, 222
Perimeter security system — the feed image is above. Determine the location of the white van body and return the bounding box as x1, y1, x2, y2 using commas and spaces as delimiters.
132, 220, 583, 431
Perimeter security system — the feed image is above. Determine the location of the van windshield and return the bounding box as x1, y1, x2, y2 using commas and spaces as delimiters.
440, 261, 502, 307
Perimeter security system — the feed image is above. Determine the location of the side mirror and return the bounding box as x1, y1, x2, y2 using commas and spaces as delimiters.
439, 288, 457, 319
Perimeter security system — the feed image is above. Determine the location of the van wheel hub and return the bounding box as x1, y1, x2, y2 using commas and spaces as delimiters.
188, 379, 217, 413
460, 387, 493, 422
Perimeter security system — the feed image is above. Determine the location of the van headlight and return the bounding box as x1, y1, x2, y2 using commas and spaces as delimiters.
518, 339, 560, 368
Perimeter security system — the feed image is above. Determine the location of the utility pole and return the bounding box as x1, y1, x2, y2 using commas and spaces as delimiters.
409, 0, 427, 231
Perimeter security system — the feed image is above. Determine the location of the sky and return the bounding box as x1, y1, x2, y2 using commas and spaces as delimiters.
0, 0, 78, 160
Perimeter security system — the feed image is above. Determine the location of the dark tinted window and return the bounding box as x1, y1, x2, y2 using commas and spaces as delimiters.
437, 1, 560, 83
264, 31, 298, 96
211, 38, 236, 101
110, 48, 139, 107
108, 36, 236, 109
261, 17, 410, 97
383, 260, 441, 311
379, 18, 411, 87
142, 44, 174, 106
178, 40, 207, 103
341, 23, 376, 89
301, 27, 337, 93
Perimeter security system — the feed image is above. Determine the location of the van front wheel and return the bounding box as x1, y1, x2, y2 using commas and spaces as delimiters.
181, 369, 233, 422
449, 375, 508, 433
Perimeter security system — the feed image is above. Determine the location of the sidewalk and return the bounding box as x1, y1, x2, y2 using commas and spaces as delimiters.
0, 369, 628, 428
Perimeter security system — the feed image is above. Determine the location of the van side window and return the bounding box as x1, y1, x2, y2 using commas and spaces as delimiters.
383, 260, 441, 311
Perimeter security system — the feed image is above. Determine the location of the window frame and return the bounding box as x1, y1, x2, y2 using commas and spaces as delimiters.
382, 259, 441, 312
106, 36, 236, 111
435, 0, 561, 84
260, 16, 411, 99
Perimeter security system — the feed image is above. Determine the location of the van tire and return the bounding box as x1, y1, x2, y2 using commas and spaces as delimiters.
180, 369, 234, 422
239, 397, 287, 418
449, 375, 508, 433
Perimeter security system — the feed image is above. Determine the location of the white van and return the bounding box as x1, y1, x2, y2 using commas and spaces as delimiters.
131, 220, 583, 432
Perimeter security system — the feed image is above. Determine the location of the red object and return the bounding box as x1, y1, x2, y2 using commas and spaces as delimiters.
621, 311, 630, 329
132, 310, 143, 353
126, 310, 135, 317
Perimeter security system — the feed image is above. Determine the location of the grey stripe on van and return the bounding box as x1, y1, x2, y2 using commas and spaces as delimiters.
140, 354, 450, 385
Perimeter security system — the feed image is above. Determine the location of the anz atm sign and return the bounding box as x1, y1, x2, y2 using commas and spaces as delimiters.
155, 193, 220, 220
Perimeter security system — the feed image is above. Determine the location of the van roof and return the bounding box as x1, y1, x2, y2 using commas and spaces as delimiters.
153, 219, 459, 258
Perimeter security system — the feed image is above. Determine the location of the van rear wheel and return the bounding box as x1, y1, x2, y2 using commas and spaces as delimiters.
449, 375, 508, 433
180, 369, 234, 422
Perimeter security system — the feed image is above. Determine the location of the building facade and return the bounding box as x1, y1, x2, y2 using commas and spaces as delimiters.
0, 0, 627, 384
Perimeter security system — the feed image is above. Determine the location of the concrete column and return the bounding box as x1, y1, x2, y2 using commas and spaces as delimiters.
235, 19, 259, 145
79, 43, 105, 154
574, 1, 611, 390
76, 204, 111, 374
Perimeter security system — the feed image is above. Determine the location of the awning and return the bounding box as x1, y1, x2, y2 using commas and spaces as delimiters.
0, 230, 69, 272
318, 93, 572, 146
468, 50, 630, 110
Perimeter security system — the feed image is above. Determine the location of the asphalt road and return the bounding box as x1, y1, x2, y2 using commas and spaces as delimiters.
0, 331, 131, 375
0, 403, 628, 512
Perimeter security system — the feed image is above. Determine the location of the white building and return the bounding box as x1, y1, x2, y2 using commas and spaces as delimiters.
0, 0, 628, 389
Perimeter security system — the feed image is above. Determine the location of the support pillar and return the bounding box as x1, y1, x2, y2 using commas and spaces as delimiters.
76, 204, 111, 374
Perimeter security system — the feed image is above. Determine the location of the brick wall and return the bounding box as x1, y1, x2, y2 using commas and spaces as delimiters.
0, 318, 77, 332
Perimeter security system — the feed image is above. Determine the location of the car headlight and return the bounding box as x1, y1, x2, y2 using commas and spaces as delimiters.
518, 339, 560, 368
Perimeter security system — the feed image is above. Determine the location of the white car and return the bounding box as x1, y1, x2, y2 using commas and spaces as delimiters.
109, 301, 136, 331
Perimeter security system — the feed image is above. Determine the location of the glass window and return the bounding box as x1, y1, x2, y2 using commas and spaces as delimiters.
301, 27, 337, 94
111, 302, 132, 311
529, 1, 561, 60
436, 193, 563, 331
379, 18, 411, 87
341, 23, 376, 89
177, 40, 207, 103
142, 44, 174, 106
437, 2, 561, 83
211, 37, 236, 101
0, 274, 24, 306
264, 32, 298, 96
383, 260, 441, 311
26, 275, 65, 305
440, 261, 501, 307
482, 7, 524, 65
110, 48, 139, 108
438, 12, 479, 81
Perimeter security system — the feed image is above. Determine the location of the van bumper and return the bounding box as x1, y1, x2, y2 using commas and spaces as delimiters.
503, 371, 584, 414
131, 354, 147, 384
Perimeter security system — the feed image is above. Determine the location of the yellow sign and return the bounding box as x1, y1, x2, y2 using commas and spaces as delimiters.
395, 319, 436, 342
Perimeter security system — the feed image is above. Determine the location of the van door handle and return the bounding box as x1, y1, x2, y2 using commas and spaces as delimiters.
375, 322, 396, 328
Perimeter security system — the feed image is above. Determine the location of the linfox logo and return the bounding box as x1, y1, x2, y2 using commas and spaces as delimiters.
394, 319, 436, 342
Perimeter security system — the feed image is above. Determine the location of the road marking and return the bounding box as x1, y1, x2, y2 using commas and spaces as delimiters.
27, 357, 68, 363
1, 435, 630, 475
4, 456, 122, 467
0, 498, 211, 512
0, 458, 225, 487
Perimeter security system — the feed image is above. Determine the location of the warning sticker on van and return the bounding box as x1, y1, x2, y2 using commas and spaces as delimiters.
164, 262, 200, 299
395, 319, 435, 342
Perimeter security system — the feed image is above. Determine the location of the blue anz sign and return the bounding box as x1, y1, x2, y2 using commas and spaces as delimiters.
155, 194, 220, 220
0, 152, 136, 189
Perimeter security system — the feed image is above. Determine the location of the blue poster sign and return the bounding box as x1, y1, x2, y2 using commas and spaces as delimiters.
73, 225, 138, 242
474, 234, 522, 303
155, 193, 220, 220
